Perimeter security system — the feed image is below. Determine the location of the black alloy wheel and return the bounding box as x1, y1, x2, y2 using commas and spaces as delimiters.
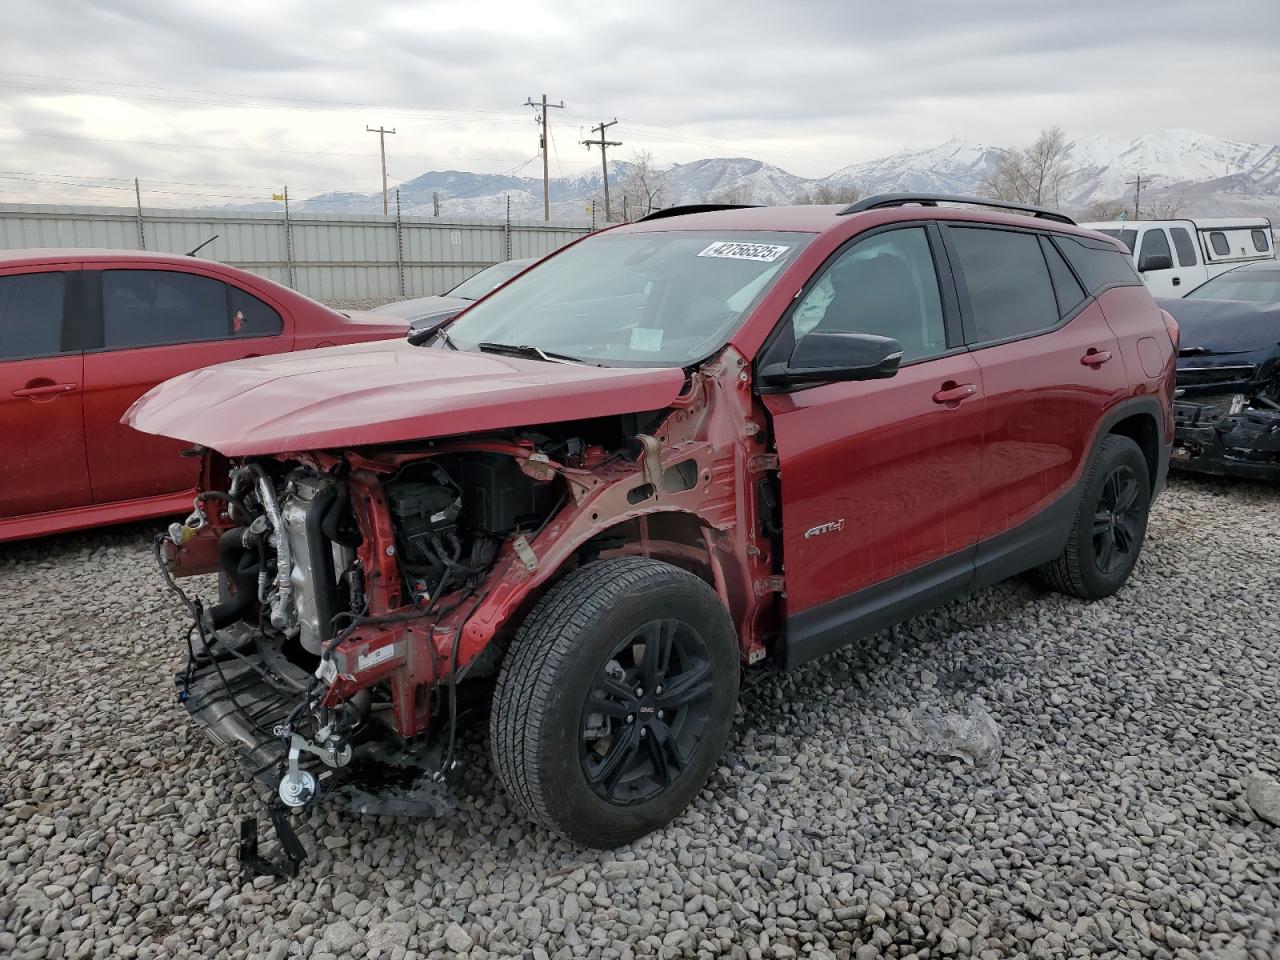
579, 618, 715, 805
1092, 464, 1143, 575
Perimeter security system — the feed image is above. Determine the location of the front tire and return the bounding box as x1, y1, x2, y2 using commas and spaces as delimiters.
1037, 434, 1151, 599
489, 557, 739, 847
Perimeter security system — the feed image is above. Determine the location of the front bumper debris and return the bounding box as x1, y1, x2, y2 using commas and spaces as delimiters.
1172, 397, 1280, 480
177, 627, 458, 819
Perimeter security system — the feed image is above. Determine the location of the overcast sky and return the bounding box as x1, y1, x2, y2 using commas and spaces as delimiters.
1, 0, 1276, 205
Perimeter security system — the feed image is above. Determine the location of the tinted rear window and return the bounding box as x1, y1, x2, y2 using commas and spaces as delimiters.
1209, 231, 1230, 256
948, 227, 1059, 343
0, 272, 67, 361
229, 286, 283, 337
1056, 236, 1141, 293
1252, 229, 1270, 253
1098, 229, 1138, 254
1169, 227, 1197, 267
1039, 236, 1086, 316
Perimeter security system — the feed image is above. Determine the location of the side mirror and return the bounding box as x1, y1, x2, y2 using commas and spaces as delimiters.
1137, 253, 1173, 273
760, 331, 902, 388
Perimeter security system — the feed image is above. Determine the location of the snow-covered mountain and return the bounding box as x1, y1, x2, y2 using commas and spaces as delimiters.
820, 139, 1005, 195
258, 129, 1280, 222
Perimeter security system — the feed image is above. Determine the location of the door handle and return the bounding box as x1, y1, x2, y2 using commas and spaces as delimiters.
1172, 277, 1181, 286
13, 382, 78, 399
932, 382, 977, 405
1080, 349, 1113, 367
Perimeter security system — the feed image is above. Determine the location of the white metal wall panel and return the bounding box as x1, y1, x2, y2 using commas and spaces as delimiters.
0, 203, 591, 300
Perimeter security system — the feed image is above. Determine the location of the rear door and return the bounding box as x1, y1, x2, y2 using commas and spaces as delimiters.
81, 263, 294, 504
941, 224, 1129, 572
761, 224, 986, 641
0, 264, 92, 520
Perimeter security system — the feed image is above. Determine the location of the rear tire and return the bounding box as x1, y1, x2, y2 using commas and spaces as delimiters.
1036, 434, 1151, 599
489, 557, 739, 847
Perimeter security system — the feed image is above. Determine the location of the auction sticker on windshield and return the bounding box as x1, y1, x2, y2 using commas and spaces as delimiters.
698, 241, 791, 262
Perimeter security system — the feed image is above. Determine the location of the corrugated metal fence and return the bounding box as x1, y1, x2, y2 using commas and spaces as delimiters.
0, 203, 593, 301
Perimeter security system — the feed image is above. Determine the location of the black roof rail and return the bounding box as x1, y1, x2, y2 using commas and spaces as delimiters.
634, 203, 761, 223
839, 193, 1076, 226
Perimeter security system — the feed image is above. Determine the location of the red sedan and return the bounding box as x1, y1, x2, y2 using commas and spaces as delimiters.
0, 249, 408, 542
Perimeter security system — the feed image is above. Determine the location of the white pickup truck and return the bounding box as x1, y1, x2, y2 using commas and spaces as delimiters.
1080, 217, 1275, 298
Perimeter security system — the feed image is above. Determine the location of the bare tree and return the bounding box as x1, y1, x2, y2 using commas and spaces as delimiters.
794, 183, 863, 205
1077, 197, 1129, 221
617, 150, 666, 220
1144, 192, 1187, 219
710, 183, 756, 204
980, 126, 1074, 209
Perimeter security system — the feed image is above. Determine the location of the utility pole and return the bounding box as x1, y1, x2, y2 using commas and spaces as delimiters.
581, 119, 622, 222
525, 94, 564, 221
366, 125, 397, 215
133, 178, 146, 250
1126, 173, 1145, 220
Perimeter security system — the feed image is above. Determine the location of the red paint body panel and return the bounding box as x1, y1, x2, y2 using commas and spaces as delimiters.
970, 301, 1128, 540
762, 354, 987, 614
0, 249, 408, 543
124, 339, 689, 457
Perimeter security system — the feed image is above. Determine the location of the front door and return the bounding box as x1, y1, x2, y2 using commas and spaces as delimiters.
0, 265, 91, 521
81, 265, 293, 504
759, 225, 986, 665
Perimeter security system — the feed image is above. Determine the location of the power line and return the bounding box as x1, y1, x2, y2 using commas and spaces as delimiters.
582, 119, 622, 222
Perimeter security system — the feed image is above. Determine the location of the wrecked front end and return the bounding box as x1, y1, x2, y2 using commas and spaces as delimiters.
1172, 363, 1280, 480
151, 349, 776, 865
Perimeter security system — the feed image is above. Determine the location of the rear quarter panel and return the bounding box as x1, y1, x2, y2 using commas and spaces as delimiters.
1095, 285, 1177, 449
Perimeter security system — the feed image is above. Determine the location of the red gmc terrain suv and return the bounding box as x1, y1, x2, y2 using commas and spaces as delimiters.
127, 194, 1176, 855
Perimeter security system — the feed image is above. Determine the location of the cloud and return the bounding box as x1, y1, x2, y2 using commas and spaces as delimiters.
0, 0, 1276, 205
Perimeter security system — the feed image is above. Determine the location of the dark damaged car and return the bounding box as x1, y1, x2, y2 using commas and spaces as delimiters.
1161, 261, 1280, 479
125, 195, 1174, 866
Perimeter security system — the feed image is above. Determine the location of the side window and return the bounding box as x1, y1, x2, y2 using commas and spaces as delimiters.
947, 227, 1058, 343
102, 270, 229, 349
1209, 232, 1230, 257
1138, 229, 1172, 267
229, 286, 284, 337
1039, 236, 1086, 317
791, 226, 946, 363
1056, 236, 1140, 292
1169, 227, 1198, 267
1252, 229, 1270, 253
0, 272, 68, 361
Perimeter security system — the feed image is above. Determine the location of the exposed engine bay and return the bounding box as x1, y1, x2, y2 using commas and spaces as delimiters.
166, 446, 570, 815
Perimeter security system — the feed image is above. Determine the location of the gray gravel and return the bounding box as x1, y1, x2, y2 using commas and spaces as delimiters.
324, 297, 403, 312
2, 475, 1279, 960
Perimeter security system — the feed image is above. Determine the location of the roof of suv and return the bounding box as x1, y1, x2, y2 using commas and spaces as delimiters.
618, 197, 1114, 245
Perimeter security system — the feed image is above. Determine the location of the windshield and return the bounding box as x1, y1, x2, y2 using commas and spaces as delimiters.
1186, 269, 1280, 303
441, 230, 811, 366
447, 259, 532, 300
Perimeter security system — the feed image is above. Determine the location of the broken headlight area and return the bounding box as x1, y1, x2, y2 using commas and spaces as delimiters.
1172, 389, 1280, 480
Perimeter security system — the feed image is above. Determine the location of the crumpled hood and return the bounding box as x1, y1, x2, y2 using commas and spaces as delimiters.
124, 339, 686, 457
1159, 297, 1280, 358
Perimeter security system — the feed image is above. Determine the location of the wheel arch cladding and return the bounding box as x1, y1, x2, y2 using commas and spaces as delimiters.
1107, 412, 1160, 493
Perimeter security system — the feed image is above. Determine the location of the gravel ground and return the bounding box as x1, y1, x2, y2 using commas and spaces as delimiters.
2, 475, 1278, 960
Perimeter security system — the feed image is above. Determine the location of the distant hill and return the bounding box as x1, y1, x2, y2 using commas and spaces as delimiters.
233, 129, 1280, 222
